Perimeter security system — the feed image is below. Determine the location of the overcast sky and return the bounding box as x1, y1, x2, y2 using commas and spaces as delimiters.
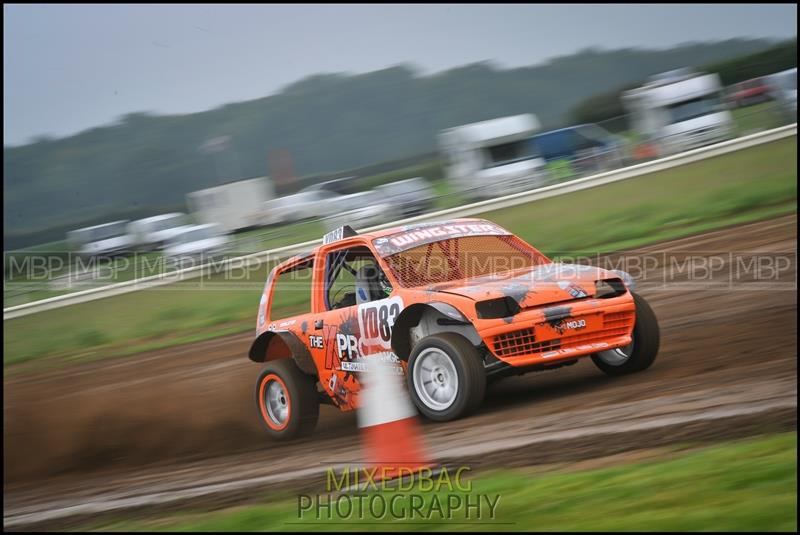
3, 4, 797, 145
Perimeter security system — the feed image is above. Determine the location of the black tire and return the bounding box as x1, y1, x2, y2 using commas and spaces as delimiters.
592, 291, 660, 376
406, 333, 486, 422
255, 359, 319, 440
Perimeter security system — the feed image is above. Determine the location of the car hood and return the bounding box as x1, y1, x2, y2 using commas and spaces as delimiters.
423, 262, 623, 307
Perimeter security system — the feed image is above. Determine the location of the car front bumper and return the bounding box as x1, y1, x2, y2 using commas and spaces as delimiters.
476, 294, 636, 367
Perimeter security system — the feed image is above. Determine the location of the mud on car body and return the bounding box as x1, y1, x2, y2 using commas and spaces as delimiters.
249, 218, 660, 438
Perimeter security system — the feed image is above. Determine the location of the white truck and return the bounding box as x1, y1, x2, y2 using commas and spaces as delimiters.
162, 223, 231, 266
622, 68, 734, 156
187, 176, 275, 233
127, 213, 192, 251
262, 187, 399, 228
438, 114, 548, 201
66, 220, 135, 258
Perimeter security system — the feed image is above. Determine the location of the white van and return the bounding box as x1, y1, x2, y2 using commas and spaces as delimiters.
67, 220, 134, 258
623, 68, 734, 155
438, 114, 548, 201
162, 223, 231, 266
375, 177, 435, 217
127, 213, 191, 251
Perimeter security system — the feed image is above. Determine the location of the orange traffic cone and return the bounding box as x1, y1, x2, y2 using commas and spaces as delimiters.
356, 356, 432, 482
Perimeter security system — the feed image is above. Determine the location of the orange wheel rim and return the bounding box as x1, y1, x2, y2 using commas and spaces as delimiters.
258, 373, 291, 431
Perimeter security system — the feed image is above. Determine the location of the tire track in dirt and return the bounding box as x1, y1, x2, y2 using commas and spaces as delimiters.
5, 382, 795, 529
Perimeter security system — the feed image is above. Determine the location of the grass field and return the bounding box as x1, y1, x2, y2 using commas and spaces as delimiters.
3, 136, 796, 370
76, 432, 797, 531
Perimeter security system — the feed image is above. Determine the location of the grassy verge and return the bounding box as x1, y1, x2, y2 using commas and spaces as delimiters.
76, 432, 797, 531
4, 136, 796, 370
484, 135, 796, 255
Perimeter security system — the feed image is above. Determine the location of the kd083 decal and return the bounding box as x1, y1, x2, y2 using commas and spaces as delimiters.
357, 296, 403, 351
331, 297, 404, 368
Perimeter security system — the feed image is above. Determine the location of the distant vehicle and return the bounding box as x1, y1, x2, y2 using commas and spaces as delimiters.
530, 124, 627, 177
323, 199, 399, 232
622, 68, 734, 156
187, 176, 275, 233
374, 177, 435, 217
260, 196, 296, 226
765, 68, 797, 122
726, 77, 772, 108
320, 191, 399, 230
162, 223, 231, 265
303, 176, 361, 196
272, 189, 337, 224
265, 188, 397, 227
438, 114, 548, 201
66, 220, 134, 258
127, 213, 191, 251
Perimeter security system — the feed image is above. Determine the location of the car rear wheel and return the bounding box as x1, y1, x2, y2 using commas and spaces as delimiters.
407, 333, 486, 422
592, 291, 660, 376
255, 359, 319, 440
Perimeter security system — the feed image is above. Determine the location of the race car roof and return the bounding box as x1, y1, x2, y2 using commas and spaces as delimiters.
272, 219, 511, 274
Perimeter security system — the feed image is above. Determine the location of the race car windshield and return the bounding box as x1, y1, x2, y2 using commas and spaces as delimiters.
383, 235, 549, 288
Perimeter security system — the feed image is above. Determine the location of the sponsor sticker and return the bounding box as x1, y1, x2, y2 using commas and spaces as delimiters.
340, 353, 403, 374
373, 221, 510, 256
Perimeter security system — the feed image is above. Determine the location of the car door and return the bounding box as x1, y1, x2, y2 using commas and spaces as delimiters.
310, 241, 403, 409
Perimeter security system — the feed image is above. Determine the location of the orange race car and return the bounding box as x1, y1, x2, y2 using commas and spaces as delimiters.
249, 218, 660, 439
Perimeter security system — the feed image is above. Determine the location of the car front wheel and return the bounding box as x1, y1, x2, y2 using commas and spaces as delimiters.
407, 333, 486, 422
592, 291, 660, 376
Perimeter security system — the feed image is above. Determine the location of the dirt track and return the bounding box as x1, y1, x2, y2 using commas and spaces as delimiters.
3, 215, 797, 518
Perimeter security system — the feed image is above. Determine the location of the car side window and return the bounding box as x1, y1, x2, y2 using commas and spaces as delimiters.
269, 260, 313, 320
324, 246, 392, 310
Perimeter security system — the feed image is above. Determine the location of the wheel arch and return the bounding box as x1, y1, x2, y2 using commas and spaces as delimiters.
248, 330, 317, 376
391, 302, 479, 361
